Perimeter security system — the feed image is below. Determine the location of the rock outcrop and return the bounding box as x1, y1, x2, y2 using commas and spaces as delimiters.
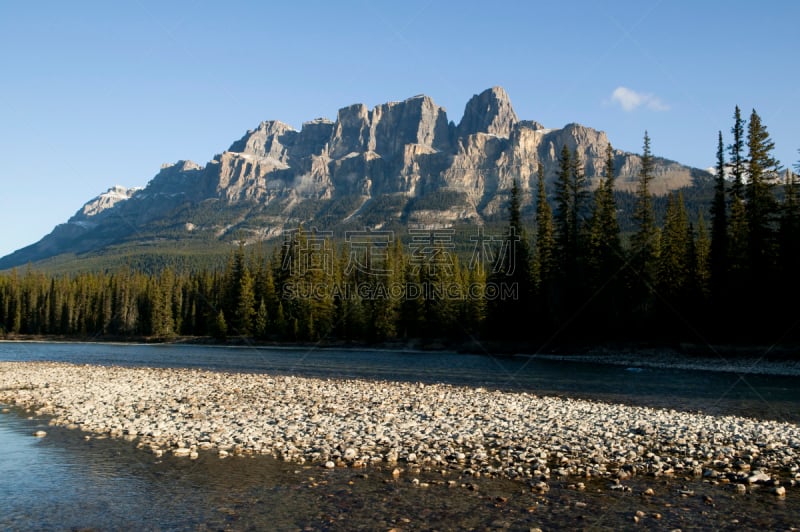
197, 88, 698, 218
228, 121, 296, 162
457, 86, 519, 138
73, 185, 141, 222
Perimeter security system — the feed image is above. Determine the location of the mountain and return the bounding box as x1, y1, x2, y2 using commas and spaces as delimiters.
0, 87, 708, 270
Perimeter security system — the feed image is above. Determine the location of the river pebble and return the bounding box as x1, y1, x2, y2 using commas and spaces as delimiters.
1, 362, 799, 486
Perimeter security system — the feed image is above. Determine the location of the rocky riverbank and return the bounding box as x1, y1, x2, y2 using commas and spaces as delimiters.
1, 362, 799, 495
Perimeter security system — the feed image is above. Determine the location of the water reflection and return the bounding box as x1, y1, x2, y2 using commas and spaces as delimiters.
2, 406, 799, 530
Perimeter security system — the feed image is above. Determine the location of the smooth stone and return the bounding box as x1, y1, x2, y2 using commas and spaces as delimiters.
747, 471, 771, 484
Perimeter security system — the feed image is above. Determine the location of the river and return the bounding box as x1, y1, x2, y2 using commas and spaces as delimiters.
1, 340, 799, 421
1, 341, 799, 530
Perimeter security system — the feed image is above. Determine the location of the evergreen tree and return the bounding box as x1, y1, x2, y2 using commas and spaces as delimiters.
506, 178, 534, 316
553, 145, 590, 327
369, 236, 404, 341
745, 109, 781, 284
629, 132, 659, 322
533, 163, 555, 293
588, 144, 623, 286
233, 266, 256, 335
308, 232, 336, 340
398, 260, 423, 339
657, 192, 691, 308
148, 270, 175, 338
729, 106, 746, 200
213, 309, 228, 340
728, 196, 749, 284
256, 254, 280, 332
418, 241, 456, 339
60, 295, 72, 335
222, 247, 240, 319
192, 270, 214, 336
463, 252, 486, 336
274, 302, 288, 337
778, 166, 800, 315
486, 179, 533, 341
554, 145, 581, 274
587, 144, 623, 334
276, 227, 311, 339
726, 108, 750, 330
46, 278, 60, 335
331, 243, 354, 339
693, 213, 712, 307
710, 131, 728, 306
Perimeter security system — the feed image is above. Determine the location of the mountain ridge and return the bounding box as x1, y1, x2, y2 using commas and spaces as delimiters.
0, 87, 707, 270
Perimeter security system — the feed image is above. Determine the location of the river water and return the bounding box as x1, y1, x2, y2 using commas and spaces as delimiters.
1, 341, 799, 530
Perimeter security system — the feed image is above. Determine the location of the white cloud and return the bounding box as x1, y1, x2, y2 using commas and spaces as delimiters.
610, 86, 669, 112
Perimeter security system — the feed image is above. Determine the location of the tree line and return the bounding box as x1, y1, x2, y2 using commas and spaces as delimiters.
0, 107, 797, 347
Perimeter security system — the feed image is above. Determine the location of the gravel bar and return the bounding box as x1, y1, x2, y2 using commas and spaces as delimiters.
1, 361, 799, 492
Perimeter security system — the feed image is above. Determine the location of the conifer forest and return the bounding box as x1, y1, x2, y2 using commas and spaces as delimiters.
2, 109, 799, 348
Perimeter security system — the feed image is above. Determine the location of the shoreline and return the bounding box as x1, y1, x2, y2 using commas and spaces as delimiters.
1, 361, 798, 495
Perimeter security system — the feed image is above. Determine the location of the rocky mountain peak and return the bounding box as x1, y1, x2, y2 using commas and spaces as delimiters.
71, 185, 141, 221
328, 95, 451, 161
228, 120, 297, 160
330, 104, 371, 159
457, 86, 519, 139
369, 93, 451, 157
160, 160, 203, 172
292, 118, 335, 158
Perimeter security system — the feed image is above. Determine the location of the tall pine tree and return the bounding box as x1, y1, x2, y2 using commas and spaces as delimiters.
629, 131, 659, 321
486, 179, 533, 342
745, 109, 781, 285
587, 143, 623, 335
533, 163, 555, 293
588, 143, 623, 287
657, 192, 691, 316
729, 105, 746, 201
710, 131, 728, 307
778, 167, 800, 316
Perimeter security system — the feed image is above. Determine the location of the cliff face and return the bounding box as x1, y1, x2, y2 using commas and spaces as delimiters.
0, 86, 707, 269
203, 86, 696, 217
457, 86, 519, 138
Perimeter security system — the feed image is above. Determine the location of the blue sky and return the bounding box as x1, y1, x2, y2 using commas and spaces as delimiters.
1, 1, 798, 258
